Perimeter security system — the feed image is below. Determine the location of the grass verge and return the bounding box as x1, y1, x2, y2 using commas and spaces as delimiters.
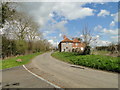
0, 52, 44, 70
51, 52, 120, 73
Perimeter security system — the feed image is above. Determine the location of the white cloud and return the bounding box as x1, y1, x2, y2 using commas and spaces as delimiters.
18, 2, 95, 41
97, 10, 110, 17
20, 3, 94, 26
54, 3, 94, 20
80, 34, 83, 37
110, 12, 119, 27
94, 25, 118, 35
54, 20, 68, 32
93, 25, 118, 44
88, 35, 111, 46
95, 40, 111, 46
111, 12, 119, 22
94, 25, 102, 31
59, 33, 62, 37
42, 20, 68, 37
110, 35, 119, 42
111, 36, 117, 39
48, 39, 59, 47
43, 31, 53, 36
18, 3, 55, 26
49, 13, 54, 17
96, 35, 100, 38
102, 28, 118, 35
110, 21, 115, 27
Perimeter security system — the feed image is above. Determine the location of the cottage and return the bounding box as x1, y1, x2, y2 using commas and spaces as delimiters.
58, 35, 86, 52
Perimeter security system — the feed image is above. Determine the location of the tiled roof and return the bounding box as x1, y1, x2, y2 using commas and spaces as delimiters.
78, 43, 85, 47
72, 38, 80, 43
72, 43, 85, 48
61, 37, 73, 42
59, 36, 86, 48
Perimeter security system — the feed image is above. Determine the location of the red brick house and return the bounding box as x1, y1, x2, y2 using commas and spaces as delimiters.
58, 36, 86, 52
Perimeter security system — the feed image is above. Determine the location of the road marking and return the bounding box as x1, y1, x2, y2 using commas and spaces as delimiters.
23, 65, 64, 90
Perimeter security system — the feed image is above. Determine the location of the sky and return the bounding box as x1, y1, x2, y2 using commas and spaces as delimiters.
19, 1, 119, 47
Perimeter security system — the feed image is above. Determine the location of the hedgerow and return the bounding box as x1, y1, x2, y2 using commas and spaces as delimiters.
52, 52, 120, 73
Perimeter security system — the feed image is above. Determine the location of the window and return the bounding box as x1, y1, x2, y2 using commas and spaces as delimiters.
66, 47, 68, 49
81, 47, 84, 51
76, 43, 78, 46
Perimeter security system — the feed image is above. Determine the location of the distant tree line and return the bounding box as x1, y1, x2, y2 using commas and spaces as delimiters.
1, 2, 52, 59
95, 43, 120, 55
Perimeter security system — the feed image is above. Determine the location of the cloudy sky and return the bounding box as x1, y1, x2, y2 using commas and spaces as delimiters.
20, 1, 119, 47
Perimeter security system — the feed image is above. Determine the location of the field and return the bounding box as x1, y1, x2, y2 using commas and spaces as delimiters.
0, 52, 43, 70
91, 50, 110, 55
51, 52, 120, 73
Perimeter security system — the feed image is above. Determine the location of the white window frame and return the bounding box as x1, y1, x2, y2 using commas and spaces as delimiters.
75, 43, 78, 46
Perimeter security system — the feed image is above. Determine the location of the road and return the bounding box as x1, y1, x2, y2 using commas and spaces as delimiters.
2, 66, 54, 88
25, 52, 118, 88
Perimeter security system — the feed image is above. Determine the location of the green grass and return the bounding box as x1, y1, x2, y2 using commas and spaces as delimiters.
91, 50, 110, 55
51, 52, 120, 73
0, 52, 44, 70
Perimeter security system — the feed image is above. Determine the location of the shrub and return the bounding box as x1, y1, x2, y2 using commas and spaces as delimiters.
83, 46, 91, 55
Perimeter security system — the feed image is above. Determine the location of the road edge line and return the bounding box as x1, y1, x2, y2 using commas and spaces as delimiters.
23, 65, 63, 89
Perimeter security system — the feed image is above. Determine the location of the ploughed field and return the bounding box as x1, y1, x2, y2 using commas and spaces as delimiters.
52, 52, 120, 73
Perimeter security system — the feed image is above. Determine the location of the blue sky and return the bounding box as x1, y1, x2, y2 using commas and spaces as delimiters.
22, 2, 119, 47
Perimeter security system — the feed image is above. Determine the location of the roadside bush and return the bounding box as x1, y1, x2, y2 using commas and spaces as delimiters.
83, 46, 91, 55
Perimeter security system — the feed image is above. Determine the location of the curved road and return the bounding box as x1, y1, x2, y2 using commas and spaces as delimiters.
25, 52, 118, 88
2, 66, 54, 88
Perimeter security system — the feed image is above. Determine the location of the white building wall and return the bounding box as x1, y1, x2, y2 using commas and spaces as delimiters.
61, 42, 73, 52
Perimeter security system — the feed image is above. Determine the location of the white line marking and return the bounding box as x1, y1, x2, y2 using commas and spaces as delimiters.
23, 65, 64, 90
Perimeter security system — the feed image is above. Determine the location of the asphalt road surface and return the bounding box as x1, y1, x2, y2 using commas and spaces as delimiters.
25, 52, 118, 88
2, 66, 54, 88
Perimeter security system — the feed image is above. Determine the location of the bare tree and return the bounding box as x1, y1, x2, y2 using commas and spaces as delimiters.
3, 11, 41, 41
81, 25, 98, 46
1, 2, 17, 28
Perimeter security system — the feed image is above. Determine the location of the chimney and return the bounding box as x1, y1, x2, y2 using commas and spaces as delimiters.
63, 35, 67, 39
